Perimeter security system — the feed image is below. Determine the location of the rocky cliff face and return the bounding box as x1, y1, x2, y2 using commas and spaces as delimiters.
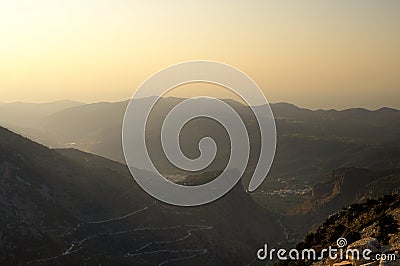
306, 168, 392, 211
282, 168, 400, 242
312, 168, 379, 199
277, 194, 400, 266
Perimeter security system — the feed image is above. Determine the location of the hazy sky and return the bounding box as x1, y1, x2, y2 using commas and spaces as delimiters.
1, 1, 399, 109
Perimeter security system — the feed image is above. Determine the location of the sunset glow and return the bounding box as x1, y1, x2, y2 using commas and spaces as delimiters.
1, 0, 399, 109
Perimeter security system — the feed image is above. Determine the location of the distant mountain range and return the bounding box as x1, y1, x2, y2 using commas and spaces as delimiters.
0, 126, 283, 265
1, 98, 398, 208
2, 98, 399, 169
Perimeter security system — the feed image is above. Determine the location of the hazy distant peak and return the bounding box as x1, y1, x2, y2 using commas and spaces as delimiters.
375, 106, 400, 113
47, 99, 86, 105
272, 102, 300, 108
271, 102, 303, 110
0, 100, 86, 129
3, 99, 83, 105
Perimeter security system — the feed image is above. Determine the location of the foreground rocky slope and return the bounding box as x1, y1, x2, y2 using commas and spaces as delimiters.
277, 194, 400, 266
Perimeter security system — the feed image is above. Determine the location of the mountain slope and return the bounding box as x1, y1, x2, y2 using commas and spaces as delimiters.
0, 126, 283, 265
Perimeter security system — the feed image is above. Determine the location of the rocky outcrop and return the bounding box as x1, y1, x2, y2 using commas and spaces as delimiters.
277, 195, 400, 266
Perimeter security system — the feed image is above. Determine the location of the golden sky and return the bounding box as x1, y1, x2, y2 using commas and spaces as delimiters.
0, 0, 399, 109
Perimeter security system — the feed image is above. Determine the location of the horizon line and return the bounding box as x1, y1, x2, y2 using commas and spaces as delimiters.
1, 98, 399, 112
